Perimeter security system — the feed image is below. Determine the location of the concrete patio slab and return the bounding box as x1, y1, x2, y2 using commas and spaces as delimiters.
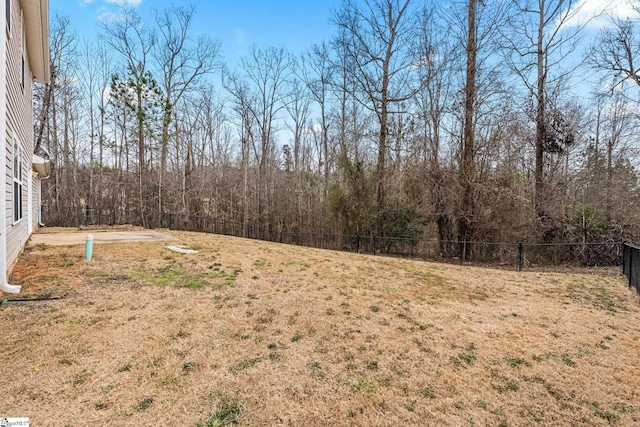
29, 231, 178, 246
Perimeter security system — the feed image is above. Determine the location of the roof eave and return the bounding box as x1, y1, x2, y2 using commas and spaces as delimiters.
21, 0, 50, 83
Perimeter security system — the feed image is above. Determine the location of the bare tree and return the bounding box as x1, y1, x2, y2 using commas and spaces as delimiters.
413, 5, 457, 251
223, 71, 257, 237
458, 0, 480, 245
594, 8, 640, 90
301, 42, 333, 197
436, 0, 509, 244
153, 5, 221, 215
224, 46, 294, 238
284, 76, 312, 230
35, 14, 75, 155
34, 14, 77, 207
77, 38, 114, 209
502, 0, 585, 229
285, 77, 312, 176
332, 0, 421, 235
587, 90, 635, 222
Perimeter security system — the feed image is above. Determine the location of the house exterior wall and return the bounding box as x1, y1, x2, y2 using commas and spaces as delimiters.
5, 0, 34, 272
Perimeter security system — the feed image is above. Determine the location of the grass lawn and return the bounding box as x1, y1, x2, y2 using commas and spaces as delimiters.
1, 229, 638, 426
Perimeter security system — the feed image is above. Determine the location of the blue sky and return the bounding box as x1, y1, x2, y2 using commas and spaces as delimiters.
53, 0, 344, 68
53, 0, 640, 64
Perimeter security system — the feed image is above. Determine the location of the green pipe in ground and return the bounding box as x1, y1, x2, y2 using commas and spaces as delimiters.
85, 234, 94, 260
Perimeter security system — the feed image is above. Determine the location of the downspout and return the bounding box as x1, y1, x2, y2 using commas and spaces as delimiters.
38, 174, 49, 227
0, 1, 20, 294
28, 172, 33, 232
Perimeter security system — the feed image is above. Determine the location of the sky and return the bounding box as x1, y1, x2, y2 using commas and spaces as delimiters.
52, 0, 640, 67
565, 0, 640, 28
52, 0, 344, 69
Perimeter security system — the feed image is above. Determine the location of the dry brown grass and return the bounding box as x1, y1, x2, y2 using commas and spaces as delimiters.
1, 229, 639, 426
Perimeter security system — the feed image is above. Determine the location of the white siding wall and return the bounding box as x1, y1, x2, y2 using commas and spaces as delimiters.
5, 0, 34, 272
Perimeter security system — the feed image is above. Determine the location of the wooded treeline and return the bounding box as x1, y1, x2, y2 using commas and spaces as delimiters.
35, 0, 640, 247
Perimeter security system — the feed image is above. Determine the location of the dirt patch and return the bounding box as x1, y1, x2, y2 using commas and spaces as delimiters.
28, 229, 177, 246
9, 245, 86, 296
1, 230, 639, 426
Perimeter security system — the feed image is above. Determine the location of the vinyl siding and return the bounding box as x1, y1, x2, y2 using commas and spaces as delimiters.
5, 0, 34, 272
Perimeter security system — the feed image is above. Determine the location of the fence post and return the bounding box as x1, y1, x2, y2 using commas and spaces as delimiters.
631, 245, 635, 290
518, 242, 523, 272
411, 239, 415, 259
627, 246, 633, 287
356, 235, 360, 253
373, 236, 376, 255
85, 206, 90, 226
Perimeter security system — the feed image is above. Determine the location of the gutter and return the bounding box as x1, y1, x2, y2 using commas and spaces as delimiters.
38, 0, 50, 83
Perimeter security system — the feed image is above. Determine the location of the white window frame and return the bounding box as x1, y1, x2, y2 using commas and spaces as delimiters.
13, 135, 23, 223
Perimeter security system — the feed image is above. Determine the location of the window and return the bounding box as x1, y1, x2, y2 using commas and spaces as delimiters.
13, 137, 22, 222
20, 53, 24, 89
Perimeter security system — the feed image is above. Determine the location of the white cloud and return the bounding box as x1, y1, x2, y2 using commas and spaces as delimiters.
97, 7, 123, 24
104, 0, 143, 7
562, 0, 640, 30
95, 0, 141, 24
80, 0, 94, 5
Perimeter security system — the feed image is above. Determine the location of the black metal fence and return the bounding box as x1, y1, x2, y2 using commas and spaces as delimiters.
41, 205, 623, 272
623, 242, 640, 296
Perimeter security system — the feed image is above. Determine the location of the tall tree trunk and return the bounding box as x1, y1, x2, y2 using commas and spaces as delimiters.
459, 0, 477, 248
376, 99, 387, 237
158, 98, 171, 218
50, 85, 60, 207
88, 79, 95, 208
535, 0, 546, 225
606, 137, 613, 222
35, 80, 53, 155
322, 105, 329, 198
243, 137, 249, 238
137, 88, 147, 228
